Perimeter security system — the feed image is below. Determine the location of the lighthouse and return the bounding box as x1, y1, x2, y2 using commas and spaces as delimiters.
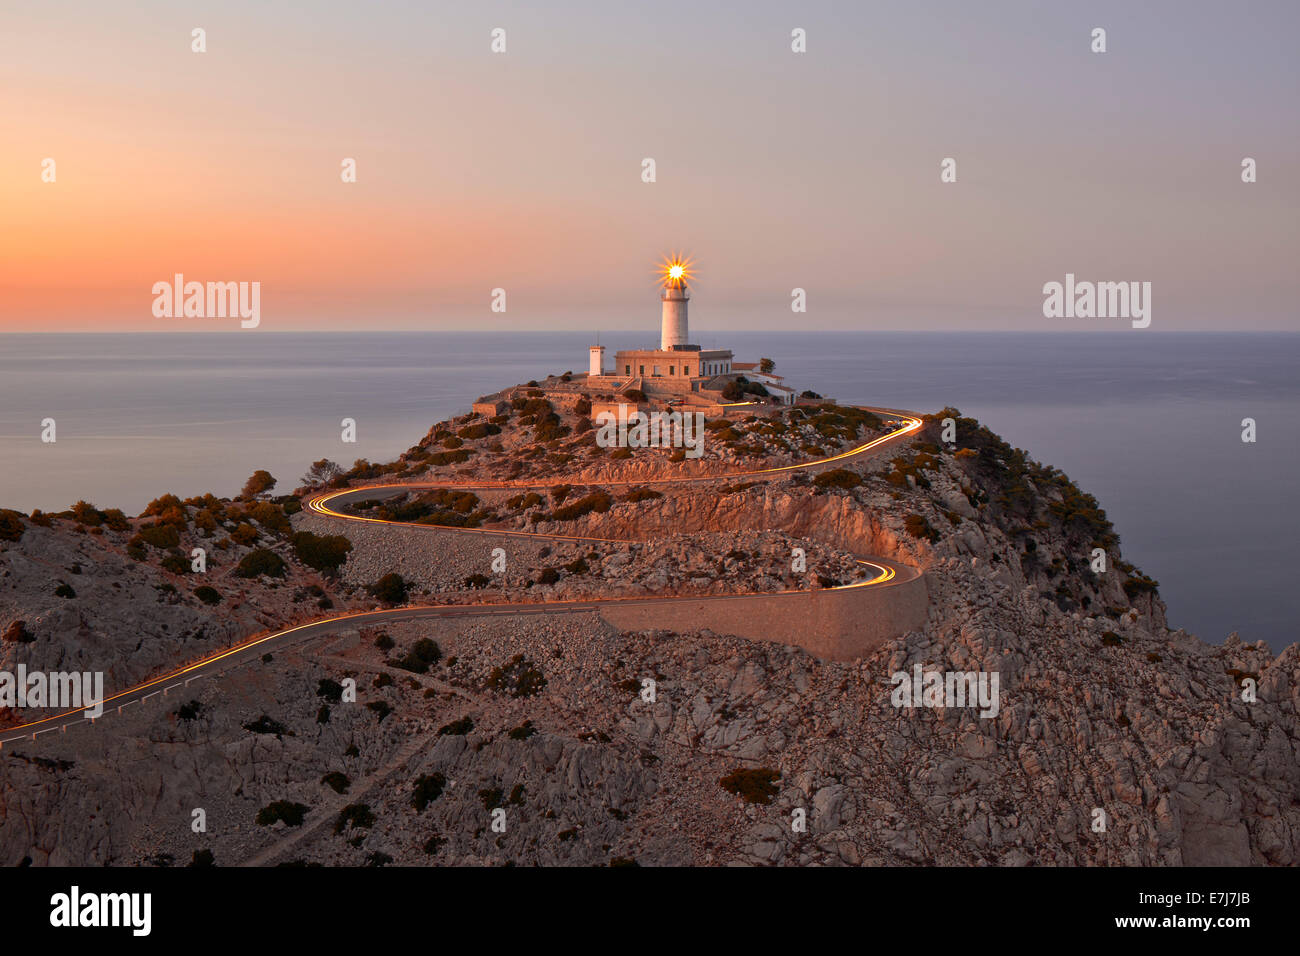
599, 254, 734, 386
660, 278, 689, 350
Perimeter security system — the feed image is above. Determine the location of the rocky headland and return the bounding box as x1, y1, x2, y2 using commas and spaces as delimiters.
0, 380, 1295, 867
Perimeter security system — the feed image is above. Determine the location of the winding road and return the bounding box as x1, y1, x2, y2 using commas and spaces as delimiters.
0, 408, 923, 745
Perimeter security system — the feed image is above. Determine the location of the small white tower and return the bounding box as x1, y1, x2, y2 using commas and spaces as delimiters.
589, 345, 605, 377
660, 283, 689, 350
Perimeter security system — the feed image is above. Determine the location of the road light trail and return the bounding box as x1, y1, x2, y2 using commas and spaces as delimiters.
0, 409, 922, 745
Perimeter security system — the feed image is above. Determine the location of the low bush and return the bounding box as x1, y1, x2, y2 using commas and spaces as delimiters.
193, 585, 222, 606
368, 573, 409, 604
486, 654, 547, 698
813, 469, 862, 491
321, 772, 351, 794
551, 491, 613, 522
333, 803, 376, 835
235, 549, 287, 579
292, 531, 353, 575
411, 773, 447, 812
719, 767, 780, 805
904, 514, 939, 543
0, 510, 27, 542
256, 801, 308, 827
138, 523, 181, 549
438, 716, 475, 736
392, 638, 442, 674
622, 487, 663, 502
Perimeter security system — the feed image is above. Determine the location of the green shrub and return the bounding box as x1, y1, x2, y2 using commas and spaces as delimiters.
1123, 573, 1160, 599
316, 678, 344, 702
430, 448, 472, 467
248, 501, 290, 533
333, 803, 376, 835
412, 773, 447, 812
241, 469, 277, 498
138, 523, 181, 549
719, 767, 780, 805
457, 422, 500, 440
71, 500, 104, 527
193, 585, 222, 605
904, 514, 939, 543
438, 716, 474, 736
292, 531, 353, 575
176, 700, 203, 721
0, 510, 27, 542
551, 491, 613, 522
243, 714, 289, 735
256, 801, 308, 827
141, 494, 188, 528
54, 582, 76, 599
368, 573, 409, 604
161, 554, 190, 575
2, 620, 34, 643
230, 522, 259, 546
235, 549, 287, 578
321, 772, 350, 795
423, 835, 446, 855
622, 487, 663, 502
392, 638, 442, 674
813, 469, 862, 491
486, 654, 547, 698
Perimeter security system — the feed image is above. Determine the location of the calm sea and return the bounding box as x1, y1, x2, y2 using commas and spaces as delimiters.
1, 331, 1295, 651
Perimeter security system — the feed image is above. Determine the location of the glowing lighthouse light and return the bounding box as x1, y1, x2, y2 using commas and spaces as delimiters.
659, 254, 694, 290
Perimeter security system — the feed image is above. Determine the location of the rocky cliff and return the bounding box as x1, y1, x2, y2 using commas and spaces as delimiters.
0, 401, 1294, 866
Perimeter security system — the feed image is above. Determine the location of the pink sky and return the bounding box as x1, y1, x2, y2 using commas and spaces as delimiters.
2, 1, 1296, 332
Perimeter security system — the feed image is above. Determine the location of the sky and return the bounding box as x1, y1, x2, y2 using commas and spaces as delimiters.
1, 0, 1297, 333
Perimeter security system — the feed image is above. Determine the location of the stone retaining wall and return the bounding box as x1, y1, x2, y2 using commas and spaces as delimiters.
597, 572, 929, 661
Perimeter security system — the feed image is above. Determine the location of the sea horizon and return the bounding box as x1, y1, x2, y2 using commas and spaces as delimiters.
1, 329, 1294, 653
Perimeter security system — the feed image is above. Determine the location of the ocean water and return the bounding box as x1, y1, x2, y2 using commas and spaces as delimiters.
0, 331, 1295, 651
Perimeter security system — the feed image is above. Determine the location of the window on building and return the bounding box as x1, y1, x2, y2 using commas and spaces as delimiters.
625, 365, 631, 375
639, 365, 644, 375
669, 366, 675, 376
653, 365, 661, 376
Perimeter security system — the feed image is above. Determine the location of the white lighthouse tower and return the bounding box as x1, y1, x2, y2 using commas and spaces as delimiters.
660, 282, 689, 350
